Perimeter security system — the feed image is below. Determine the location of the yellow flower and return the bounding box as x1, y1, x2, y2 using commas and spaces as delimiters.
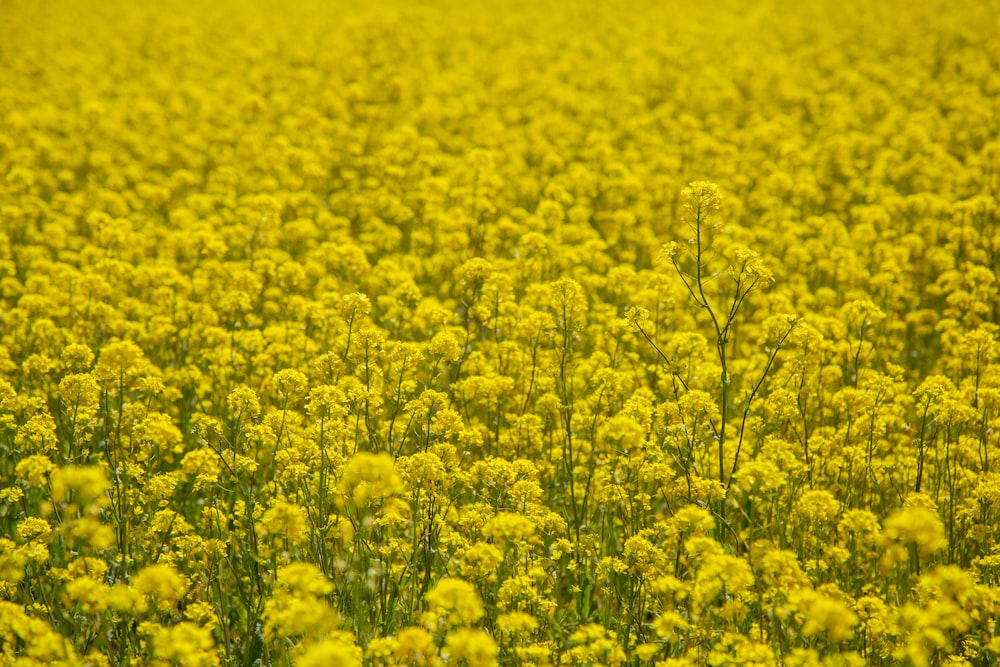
635, 642, 660, 662
482, 511, 536, 545
276, 562, 334, 598
882, 505, 947, 557
272, 368, 309, 402
64, 576, 111, 614
2, 0, 999, 661
444, 627, 498, 667
0, 600, 81, 663
184, 601, 218, 628
497, 611, 539, 634
58, 372, 100, 416
838, 509, 881, 545
681, 181, 722, 220
694, 552, 755, 608
14, 455, 54, 488
15, 517, 50, 543
94, 339, 155, 386
227, 385, 262, 419
789, 588, 859, 643
458, 541, 503, 581
371, 625, 440, 666
47, 465, 109, 508
793, 489, 840, 525
263, 563, 339, 641
260, 500, 309, 545
16, 413, 59, 453
428, 331, 463, 362
179, 448, 222, 490
0, 539, 27, 585
132, 564, 188, 613
61, 343, 95, 371
341, 452, 404, 506
148, 621, 220, 667
296, 632, 362, 667
673, 505, 715, 534
423, 578, 484, 629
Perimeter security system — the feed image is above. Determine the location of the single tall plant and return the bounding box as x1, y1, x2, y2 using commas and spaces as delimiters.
630, 181, 798, 520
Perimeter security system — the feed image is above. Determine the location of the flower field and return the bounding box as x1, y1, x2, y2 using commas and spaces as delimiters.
2, 0, 1000, 664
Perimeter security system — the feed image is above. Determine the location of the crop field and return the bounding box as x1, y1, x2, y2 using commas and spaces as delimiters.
2, 0, 1000, 664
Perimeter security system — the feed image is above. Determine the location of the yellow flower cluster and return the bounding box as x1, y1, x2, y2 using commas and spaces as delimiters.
2, 0, 1000, 665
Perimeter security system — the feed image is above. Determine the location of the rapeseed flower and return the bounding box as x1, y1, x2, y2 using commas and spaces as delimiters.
132, 564, 188, 613
1, 0, 998, 663
147, 621, 220, 667
263, 562, 339, 641
296, 632, 362, 667
883, 504, 948, 558
444, 627, 499, 667
423, 578, 484, 630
